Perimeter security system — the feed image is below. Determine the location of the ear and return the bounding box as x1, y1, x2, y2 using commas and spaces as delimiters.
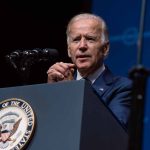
67, 47, 71, 58
103, 41, 110, 57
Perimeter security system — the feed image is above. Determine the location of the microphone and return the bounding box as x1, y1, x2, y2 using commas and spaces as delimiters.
5, 50, 23, 69
42, 48, 59, 58
22, 48, 59, 61
6, 50, 22, 59
5, 48, 59, 69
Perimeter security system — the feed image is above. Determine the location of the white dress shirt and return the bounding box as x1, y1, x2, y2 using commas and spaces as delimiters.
76, 64, 105, 84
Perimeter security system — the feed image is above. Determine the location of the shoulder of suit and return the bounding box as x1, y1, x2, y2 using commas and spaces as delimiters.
113, 75, 133, 89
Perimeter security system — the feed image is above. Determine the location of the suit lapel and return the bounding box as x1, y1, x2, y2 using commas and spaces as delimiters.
73, 66, 115, 97
92, 66, 114, 97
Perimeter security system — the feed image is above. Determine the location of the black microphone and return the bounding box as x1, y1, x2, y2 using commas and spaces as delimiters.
22, 48, 59, 60
41, 48, 59, 61
5, 50, 23, 69
6, 50, 22, 59
5, 48, 59, 69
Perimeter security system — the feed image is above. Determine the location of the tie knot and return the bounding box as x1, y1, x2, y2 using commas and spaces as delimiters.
83, 77, 91, 84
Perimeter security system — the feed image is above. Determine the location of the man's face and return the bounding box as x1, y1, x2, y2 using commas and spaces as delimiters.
67, 18, 109, 76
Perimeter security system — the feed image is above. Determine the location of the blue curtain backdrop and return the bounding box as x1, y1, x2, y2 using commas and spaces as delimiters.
92, 0, 150, 149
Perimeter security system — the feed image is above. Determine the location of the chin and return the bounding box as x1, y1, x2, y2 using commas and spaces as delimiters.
76, 64, 90, 71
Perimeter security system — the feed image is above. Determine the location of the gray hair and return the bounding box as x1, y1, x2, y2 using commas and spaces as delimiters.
66, 13, 109, 44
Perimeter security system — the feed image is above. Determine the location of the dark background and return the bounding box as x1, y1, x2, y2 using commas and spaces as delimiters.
0, 0, 92, 87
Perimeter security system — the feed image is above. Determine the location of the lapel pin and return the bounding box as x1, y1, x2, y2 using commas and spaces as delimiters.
99, 88, 104, 91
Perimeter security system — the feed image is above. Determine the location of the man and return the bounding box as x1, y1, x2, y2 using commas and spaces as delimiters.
47, 13, 132, 130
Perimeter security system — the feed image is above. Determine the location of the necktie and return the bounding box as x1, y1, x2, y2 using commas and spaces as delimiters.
83, 77, 92, 85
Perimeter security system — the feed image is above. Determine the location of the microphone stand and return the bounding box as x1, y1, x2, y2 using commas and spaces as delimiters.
128, 0, 150, 149
6, 50, 38, 85
19, 51, 37, 85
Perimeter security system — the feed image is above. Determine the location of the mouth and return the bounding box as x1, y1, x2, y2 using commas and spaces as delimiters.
76, 54, 90, 59
76, 55, 91, 62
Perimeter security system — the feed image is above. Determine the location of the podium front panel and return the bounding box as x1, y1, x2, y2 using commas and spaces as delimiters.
0, 80, 128, 150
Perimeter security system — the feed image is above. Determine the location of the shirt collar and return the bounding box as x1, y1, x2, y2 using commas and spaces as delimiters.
76, 64, 105, 84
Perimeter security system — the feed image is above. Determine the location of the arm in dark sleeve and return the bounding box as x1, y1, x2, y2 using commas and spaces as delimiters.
107, 78, 133, 130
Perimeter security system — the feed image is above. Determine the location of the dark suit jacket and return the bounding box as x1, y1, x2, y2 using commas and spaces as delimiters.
75, 66, 132, 130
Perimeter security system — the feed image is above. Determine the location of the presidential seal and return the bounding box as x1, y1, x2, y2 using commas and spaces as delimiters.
0, 98, 35, 150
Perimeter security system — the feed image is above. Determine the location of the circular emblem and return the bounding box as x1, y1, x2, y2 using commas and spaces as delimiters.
0, 98, 35, 150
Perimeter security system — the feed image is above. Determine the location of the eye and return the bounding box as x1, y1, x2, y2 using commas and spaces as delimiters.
86, 36, 97, 42
72, 37, 81, 43
86, 37, 97, 43
88, 37, 95, 41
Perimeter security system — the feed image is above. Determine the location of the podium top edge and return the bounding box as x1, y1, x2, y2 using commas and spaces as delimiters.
0, 80, 87, 90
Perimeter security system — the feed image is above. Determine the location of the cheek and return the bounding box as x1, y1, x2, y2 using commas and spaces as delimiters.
93, 50, 100, 58
92, 51, 103, 63
69, 51, 76, 62
70, 50, 75, 58
68, 45, 76, 57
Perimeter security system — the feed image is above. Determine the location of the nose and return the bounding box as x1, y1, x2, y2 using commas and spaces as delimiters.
78, 38, 88, 51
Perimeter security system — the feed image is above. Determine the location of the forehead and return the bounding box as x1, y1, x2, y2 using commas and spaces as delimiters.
70, 18, 101, 34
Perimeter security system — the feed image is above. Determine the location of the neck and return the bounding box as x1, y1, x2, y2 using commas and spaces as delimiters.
78, 64, 103, 78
